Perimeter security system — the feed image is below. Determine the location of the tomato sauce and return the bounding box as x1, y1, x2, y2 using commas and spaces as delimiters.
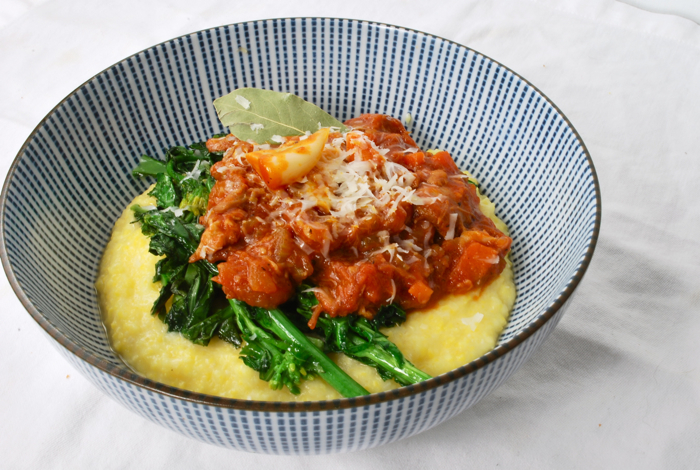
192, 114, 511, 328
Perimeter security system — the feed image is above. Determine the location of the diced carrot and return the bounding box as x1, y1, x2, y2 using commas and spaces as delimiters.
408, 281, 434, 305
451, 243, 501, 290
402, 151, 425, 170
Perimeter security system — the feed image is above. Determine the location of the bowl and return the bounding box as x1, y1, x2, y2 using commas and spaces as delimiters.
0, 18, 600, 454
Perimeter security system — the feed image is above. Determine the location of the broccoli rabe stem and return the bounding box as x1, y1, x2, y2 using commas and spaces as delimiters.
298, 303, 432, 387
228, 299, 305, 392
229, 300, 369, 398
346, 332, 432, 386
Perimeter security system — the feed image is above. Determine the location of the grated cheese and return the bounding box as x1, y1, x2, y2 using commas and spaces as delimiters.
371, 243, 400, 262
301, 131, 430, 225
397, 238, 422, 252
163, 206, 185, 217
235, 95, 251, 109
445, 213, 459, 240
461, 313, 484, 331
228, 129, 443, 258
180, 159, 209, 182
388, 279, 397, 304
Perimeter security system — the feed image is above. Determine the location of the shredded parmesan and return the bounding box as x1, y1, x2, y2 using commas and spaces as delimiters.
250, 123, 264, 132
321, 237, 331, 258
445, 213, 458, 240
180, 160, 209, 182
295, 131, 431, 224
235, 95, 251, 109
295, 238, 315, 254
461, 313, 484, 331
423, 230, 432, 250
370, 241, 408, 262
160, 206, 185, 217
398, 238, 422, 252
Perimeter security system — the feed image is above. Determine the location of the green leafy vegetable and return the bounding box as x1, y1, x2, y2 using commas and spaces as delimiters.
213, 88, 347, 144
229, 300, 369, 397
131, 142, 228, 346
296, 287, 432, 386
131, 205, 219, 338
181, 305, 237, 347
132, 155, 167, 177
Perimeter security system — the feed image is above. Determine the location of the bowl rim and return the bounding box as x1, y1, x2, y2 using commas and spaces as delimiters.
0, 17, 601, 412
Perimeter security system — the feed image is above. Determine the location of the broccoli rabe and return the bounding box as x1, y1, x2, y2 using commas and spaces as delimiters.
296, 287, 431, 386
130, 142, 223, 345
229, 300, 368, 397
131, 205, 219, 344
132, 141, 220, 216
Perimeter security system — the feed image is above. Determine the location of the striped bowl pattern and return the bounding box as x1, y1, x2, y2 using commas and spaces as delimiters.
1, 18, 600, 454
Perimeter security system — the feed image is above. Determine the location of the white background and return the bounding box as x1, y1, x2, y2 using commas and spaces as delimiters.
1, 0, 699, 468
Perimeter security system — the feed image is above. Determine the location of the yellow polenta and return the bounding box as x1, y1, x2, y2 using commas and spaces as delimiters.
96, 190, 515, 401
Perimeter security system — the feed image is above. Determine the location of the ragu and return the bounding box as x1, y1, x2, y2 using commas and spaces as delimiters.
191, 114, 512, 329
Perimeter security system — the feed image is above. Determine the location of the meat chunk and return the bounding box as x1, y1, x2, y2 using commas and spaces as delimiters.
213, 228, 313, 309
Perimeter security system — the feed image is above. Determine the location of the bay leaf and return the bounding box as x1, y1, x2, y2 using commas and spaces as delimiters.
213, 88, 347, 144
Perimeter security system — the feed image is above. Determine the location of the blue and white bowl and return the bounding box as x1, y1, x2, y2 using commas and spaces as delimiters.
0, 18, 600, 454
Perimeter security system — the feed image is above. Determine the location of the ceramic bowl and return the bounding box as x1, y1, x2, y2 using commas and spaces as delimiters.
0, 18, 600, 454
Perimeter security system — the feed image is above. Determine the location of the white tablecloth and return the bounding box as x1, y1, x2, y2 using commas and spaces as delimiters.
1, 0, 699, 467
